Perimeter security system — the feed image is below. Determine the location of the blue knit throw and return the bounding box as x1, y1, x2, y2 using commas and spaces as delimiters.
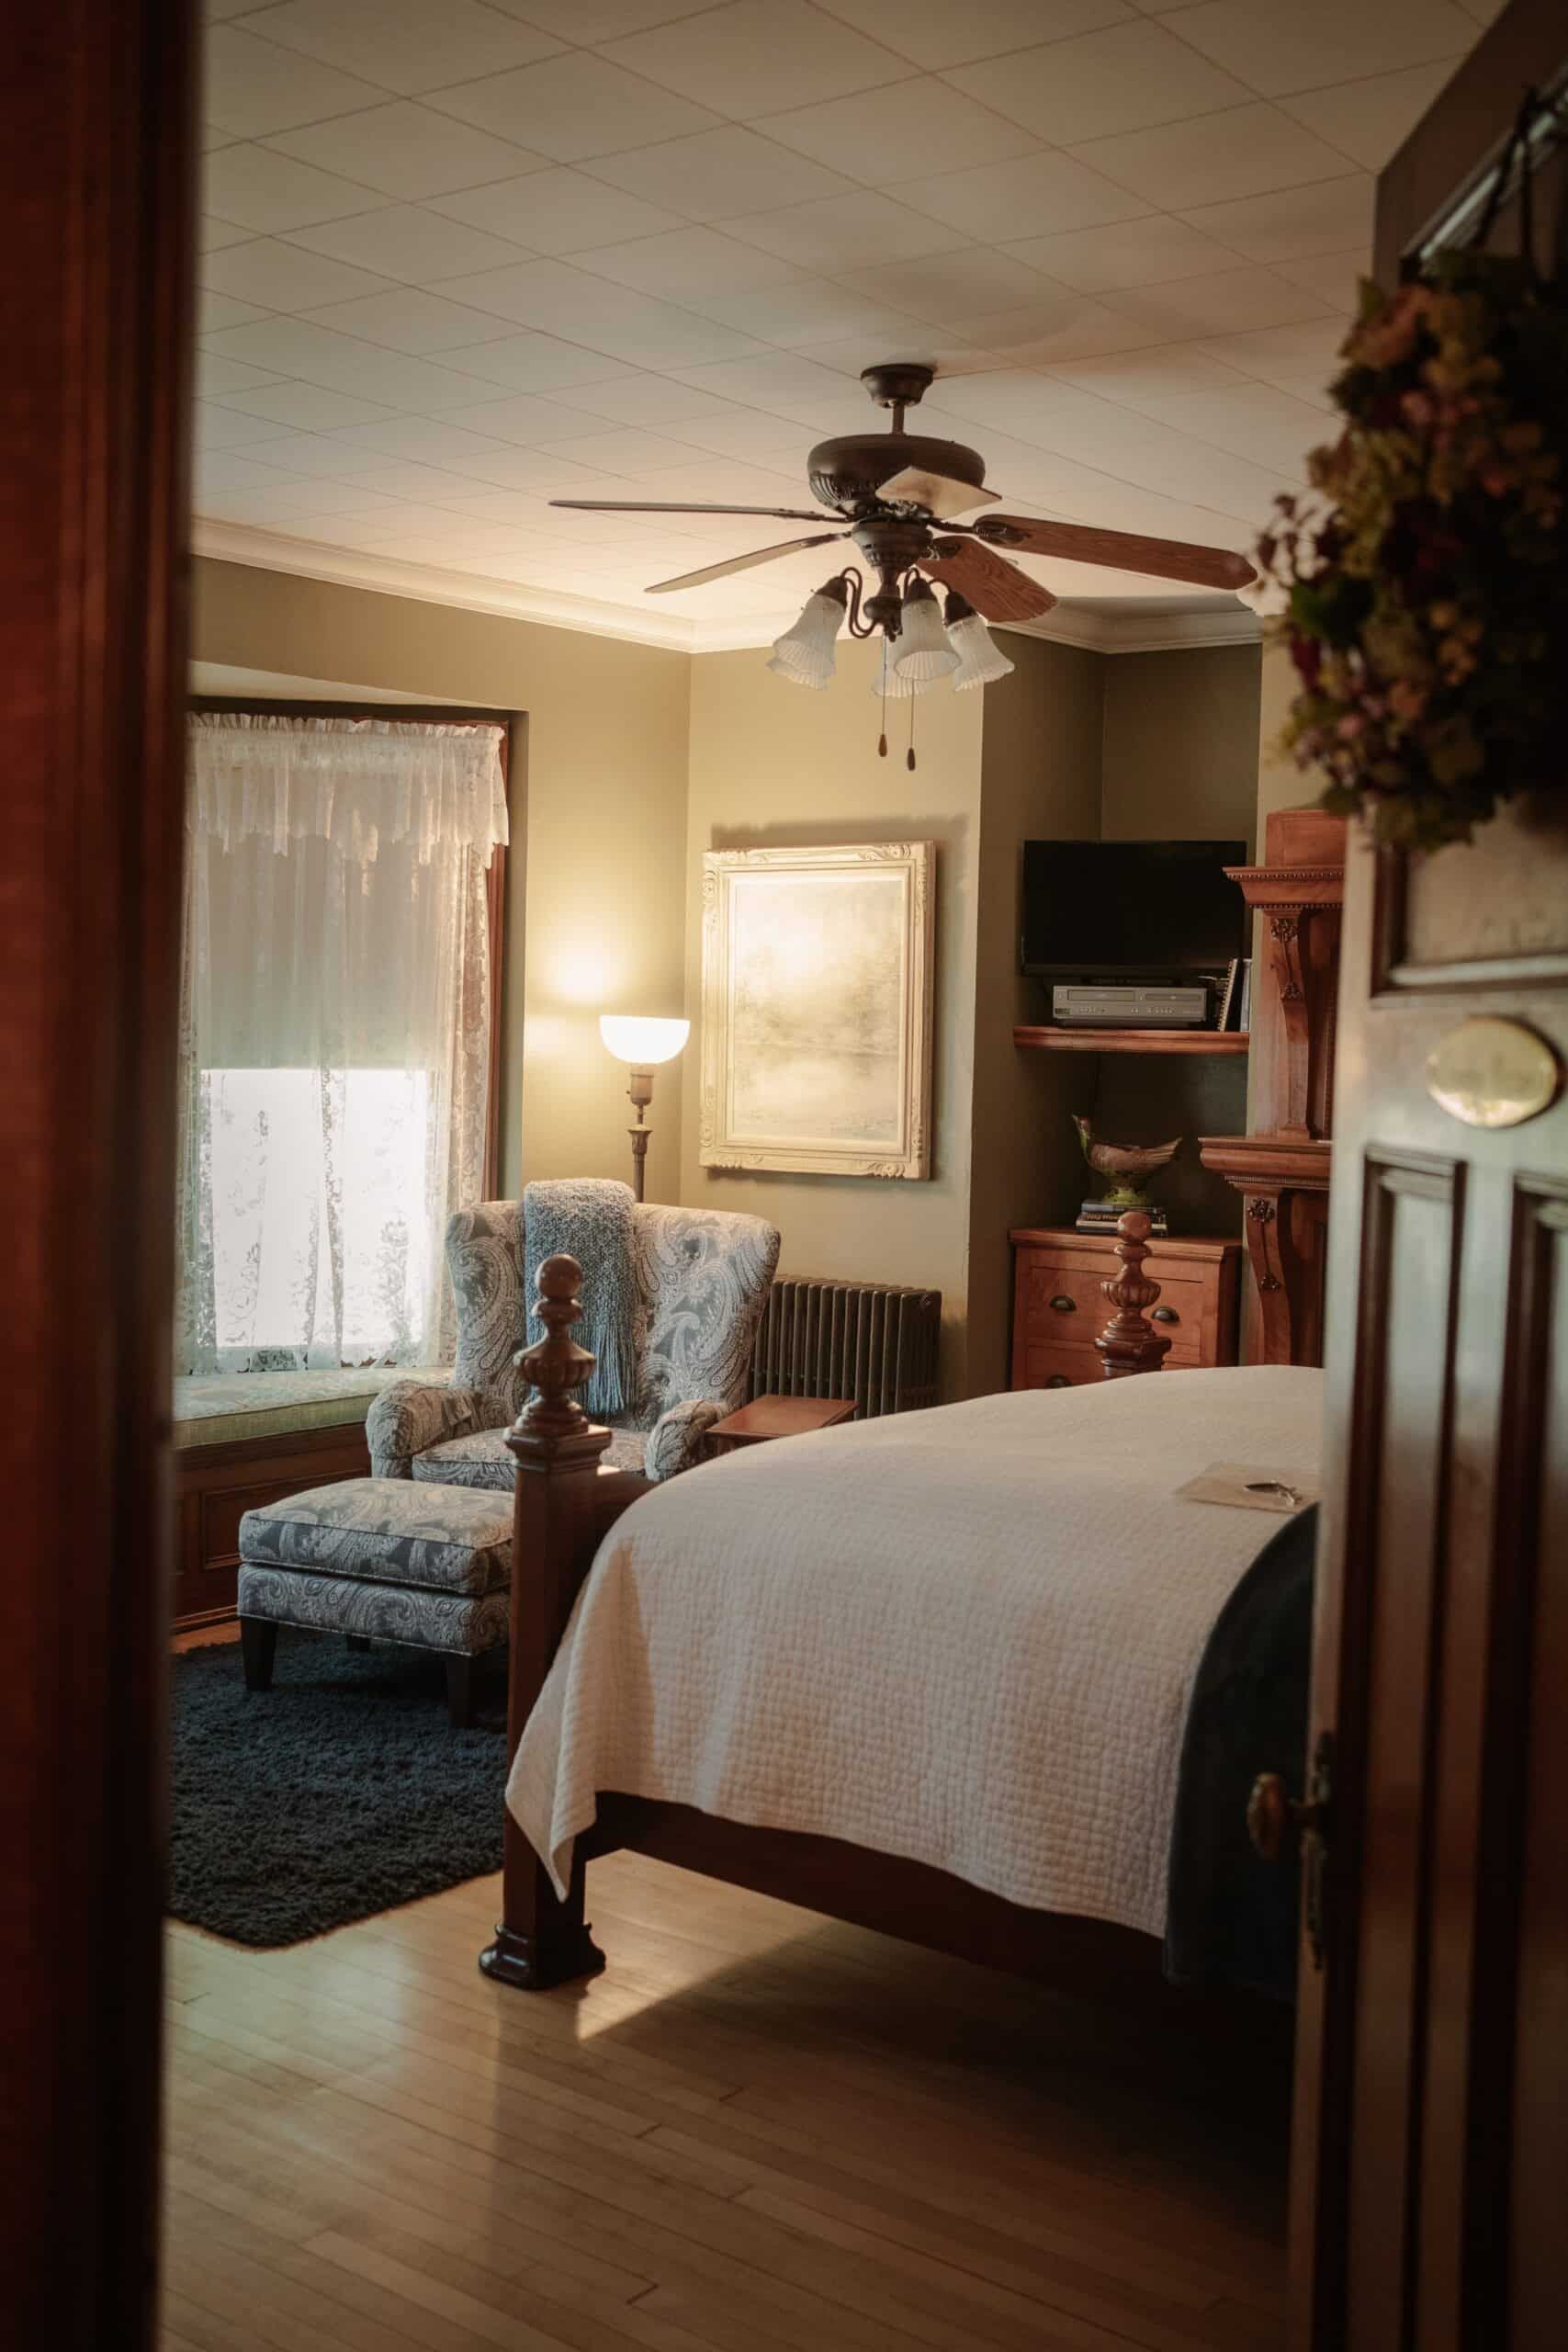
521, 1178, 640, 1420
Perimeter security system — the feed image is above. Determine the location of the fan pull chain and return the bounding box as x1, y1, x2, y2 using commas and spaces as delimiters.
877, 656, 888, 758
907, 695, 917, 773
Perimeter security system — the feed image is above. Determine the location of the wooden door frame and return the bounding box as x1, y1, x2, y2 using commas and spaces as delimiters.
0, 4, 197, 2346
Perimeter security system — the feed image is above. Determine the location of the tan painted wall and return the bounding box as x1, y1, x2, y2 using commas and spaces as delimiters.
966, 638, 1103, 1396
1100, 644, 1262, 850
681, 636, 985, 1397
191, 559, 691, 1204
1247, 638, 1315, 1130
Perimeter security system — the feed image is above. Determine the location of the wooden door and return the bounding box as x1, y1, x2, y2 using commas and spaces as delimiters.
1289, 9, 1568, 2344
0, 4, 196, 2346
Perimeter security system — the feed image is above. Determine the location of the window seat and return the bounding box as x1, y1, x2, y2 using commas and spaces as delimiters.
172, 1365, 450, 1632
174, 1365, 449, 1453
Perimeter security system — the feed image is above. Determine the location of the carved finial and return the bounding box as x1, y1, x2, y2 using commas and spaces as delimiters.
1095, 1211, 1172, 1381
511, 1253, 596, 1436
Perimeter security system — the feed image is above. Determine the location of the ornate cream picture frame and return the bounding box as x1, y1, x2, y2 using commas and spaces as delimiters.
699, 841, 934, 1181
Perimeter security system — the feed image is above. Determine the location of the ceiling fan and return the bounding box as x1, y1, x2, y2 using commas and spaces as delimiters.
548, 361, 1258, 663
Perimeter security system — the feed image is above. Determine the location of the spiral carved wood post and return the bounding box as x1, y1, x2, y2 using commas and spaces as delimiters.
1095, 1211, 1172, 1380
480, 1252, 613, 1992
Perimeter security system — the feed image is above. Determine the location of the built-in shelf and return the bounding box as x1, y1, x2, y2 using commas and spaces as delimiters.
1013, 1025, 1251, 1057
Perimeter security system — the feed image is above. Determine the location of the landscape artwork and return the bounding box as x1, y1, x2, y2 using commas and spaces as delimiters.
699, 842, 934, 1181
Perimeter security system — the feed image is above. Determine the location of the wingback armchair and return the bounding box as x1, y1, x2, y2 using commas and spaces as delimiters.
367, 1194, 780, 1488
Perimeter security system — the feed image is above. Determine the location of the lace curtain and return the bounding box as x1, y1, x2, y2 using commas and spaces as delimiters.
175, 714, 508, 1374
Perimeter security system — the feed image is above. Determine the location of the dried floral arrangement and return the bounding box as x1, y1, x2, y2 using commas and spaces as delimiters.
1257, 239, 1568, 851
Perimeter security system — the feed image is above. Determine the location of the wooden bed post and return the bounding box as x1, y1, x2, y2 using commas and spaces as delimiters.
1095, 1211, 1173, 1380
479, 1253, 613, 1991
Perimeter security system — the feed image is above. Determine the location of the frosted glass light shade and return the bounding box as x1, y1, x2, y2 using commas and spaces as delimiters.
892, 578, 959, 683
599, 1015, 689, 1067
948, 610, 1015, 690
768, 587, 843, 688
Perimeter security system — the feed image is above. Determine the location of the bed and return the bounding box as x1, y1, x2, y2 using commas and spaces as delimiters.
481, 1240, 1323, 2003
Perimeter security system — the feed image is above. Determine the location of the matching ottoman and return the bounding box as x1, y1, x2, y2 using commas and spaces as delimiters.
237, 1478, 513, 1729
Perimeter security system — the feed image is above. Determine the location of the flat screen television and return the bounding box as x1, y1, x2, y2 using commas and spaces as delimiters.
1021, 839, 1247, 976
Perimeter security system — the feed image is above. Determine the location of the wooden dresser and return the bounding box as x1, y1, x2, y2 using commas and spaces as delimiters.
1009, 1227, 1242, 1389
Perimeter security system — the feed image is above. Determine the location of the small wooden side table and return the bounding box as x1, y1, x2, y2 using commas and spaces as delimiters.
707, 1394, 857, 1454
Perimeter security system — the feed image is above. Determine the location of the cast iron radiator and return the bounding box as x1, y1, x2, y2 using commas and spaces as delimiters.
749, 1277, 941, 1419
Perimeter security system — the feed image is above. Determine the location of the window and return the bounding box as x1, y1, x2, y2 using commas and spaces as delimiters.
176, 709, 508, 1374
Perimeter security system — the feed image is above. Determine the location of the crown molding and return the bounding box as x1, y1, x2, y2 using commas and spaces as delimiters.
191, 521, 1261, 661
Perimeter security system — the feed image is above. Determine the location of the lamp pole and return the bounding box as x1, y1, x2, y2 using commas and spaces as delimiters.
625, 1068, 654, 1203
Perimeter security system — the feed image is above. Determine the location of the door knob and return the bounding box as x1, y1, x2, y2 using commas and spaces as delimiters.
1247, 1733, 1334, 1970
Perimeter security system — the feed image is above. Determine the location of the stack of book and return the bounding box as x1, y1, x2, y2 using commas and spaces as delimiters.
1076, 1199, 1169, 1238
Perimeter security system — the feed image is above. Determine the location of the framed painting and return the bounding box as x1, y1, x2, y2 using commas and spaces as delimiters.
699, 842, 934, 1180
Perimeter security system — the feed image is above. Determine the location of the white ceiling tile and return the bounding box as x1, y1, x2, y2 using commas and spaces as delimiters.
1085, 431, 1303, 521
1168, 0, 1473, 100
302, 287, 525, 351
1042, 341, 1258, 411
234, 0, 563, 95
203, 142, 382, 231
654, 410, 815, 464
420, 447, 648, 492
433, 259, 768, 368
423, 391, 626, 443
569, 228, 806, 301
539, 378, 754, 428
200, 316, 504, 407
423, 336, 636, 394
1179, 175, 1373, 266
690, 277, 932, 347
201, 215, 254, 251
604, 2, 903, 118
265, 100, 548, 199
1135, 381, 1335, 473
432, 171, 685, 256
940, 297, 1165, 364
921, 365, 1125, 439
586, 127, 858, 223
1280, 63, 1457, 172
833, 248, 1055, 326
1197, 318, 1351, 388
196, 449, 313, 494
196, 400, 289, 448
200, 290, 275, 334
324, 414, 530, 462
322, 458, 512, 498
1070, 104, 1354, 210
760, 78, 1040, 184
1003, 216, 1245, 292
200, 235, 395, 310
668, 350, 895, 417
891, 151, 1152, 241
947, 21, 1251, 145
209, 379, 400, 428
723, 191, 969, 272
287, 205, 535, 283
1100, 266, 1336, 339
203, 124, 238, 149
532, 428, 719, 475
1271, 249, 1370, 306
204, 24, 384, 137
218, 429, 387, 474
799, 330, 1001, 377
810, 0, 1134, 73
197, 353, 288, 397
427, 52, 722, 163
487, 0, 710, 36
422, 488, 655, 537
198, 481, 389, 522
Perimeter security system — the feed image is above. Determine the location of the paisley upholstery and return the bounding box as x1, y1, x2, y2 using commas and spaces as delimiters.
237, 1563, 510, 1656
239, 1477, 513, 1596
373, 1193, 780, 1486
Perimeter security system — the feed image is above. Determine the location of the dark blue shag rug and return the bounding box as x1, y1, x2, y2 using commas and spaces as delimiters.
169, 1630, 506, 1947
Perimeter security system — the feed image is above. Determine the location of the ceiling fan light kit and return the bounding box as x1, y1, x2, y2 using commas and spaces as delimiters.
549, 360, 1257, 742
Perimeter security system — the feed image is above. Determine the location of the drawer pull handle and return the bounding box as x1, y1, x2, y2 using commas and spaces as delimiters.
1049, 1294, 1076, 1313
1045, 1374, 1071, 1390
1151, 1306, 1178, 1324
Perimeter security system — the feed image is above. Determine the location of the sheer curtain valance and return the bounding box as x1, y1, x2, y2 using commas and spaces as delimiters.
176, 713, 508, 1377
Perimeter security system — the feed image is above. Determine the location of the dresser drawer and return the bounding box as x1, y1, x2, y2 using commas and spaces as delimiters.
1017, 1256, 1208, 1366
1016, 1341, 1101, 1391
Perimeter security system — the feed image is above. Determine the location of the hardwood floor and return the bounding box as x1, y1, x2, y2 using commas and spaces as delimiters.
163, 1855, 1290, 2351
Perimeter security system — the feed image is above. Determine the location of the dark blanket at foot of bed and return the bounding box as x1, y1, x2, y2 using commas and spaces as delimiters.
1165, 1504, 1317, 2003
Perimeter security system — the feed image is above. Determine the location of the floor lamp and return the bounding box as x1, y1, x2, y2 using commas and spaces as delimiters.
599, 1016, 690, 1203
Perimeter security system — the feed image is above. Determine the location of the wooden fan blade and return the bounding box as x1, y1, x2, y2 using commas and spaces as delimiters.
647, 534, 846, 594
977, 514, 1255, 591
550, 499, 830, 521
876, 466, 998, 520
919, 537, 1056, 624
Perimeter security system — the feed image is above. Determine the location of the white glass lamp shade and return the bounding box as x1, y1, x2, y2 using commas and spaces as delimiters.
768, 586, 843, 688
947, 609, 1015, 690
891, 577, 959, 684
599, 1015, 689, 1068
870, 639, 919, 699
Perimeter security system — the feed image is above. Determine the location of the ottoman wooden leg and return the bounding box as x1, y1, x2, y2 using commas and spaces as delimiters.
240, 1618, 277, 1693
445, 1654, 476, 1729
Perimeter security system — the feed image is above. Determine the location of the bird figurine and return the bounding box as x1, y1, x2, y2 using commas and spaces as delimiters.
1073, 1114, 1182, 1208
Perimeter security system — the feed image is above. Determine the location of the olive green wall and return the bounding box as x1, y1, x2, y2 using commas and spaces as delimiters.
1100, 644, 1262, 851
191, 559, 692, 1206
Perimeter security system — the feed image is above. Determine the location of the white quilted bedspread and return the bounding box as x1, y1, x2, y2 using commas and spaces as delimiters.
509, 1365, 1324, 1937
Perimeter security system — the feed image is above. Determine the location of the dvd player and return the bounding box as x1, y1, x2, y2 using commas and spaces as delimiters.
1053, 982, 1211, 1028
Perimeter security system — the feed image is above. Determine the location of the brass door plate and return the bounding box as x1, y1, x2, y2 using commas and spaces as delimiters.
1426, 1016, 1561, 1129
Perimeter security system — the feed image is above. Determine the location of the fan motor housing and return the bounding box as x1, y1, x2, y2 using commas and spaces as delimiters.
807, 431, 986, 514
